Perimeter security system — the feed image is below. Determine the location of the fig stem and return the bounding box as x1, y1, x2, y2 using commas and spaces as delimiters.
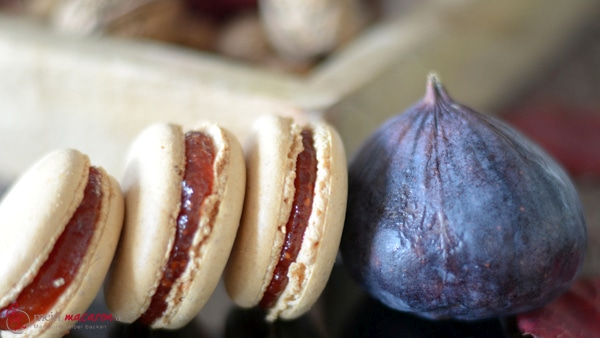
424, 72, 451, 106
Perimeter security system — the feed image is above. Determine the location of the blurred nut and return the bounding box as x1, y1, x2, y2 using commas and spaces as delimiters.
26, 0, 156, 34
216, 12, 270, 63
23, 0, 61, 20
216, 12, 314, 74
259, 0, 365, 62
105, 0, 217, 51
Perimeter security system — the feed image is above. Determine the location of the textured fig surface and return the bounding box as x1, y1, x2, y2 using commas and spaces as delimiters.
341, 76, 587, 320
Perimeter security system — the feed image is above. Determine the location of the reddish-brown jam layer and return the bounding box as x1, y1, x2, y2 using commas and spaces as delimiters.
137, 131, 215, 326
0, 168, 103, 331
259, 129, 318, 309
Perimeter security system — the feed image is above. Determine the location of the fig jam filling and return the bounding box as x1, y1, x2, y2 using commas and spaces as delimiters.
137, 131, 215, 326
259, 129, 318, 309
0, 168, 103, 331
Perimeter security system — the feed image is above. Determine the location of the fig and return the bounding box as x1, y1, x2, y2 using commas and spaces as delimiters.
340, 74, 587, 320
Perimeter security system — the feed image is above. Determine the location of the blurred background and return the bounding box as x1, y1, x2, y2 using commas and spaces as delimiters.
0, 0, 599, 337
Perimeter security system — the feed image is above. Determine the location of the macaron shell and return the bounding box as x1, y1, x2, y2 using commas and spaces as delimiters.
224, 115, 303, 308
269, 122, 348, 320
155, 123, 246, 329
104, 123, 185, 323
9, 170, 125, 338
0, 149, 89, 309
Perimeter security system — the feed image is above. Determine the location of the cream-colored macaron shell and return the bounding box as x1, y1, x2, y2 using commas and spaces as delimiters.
0, 149, 124, 338
105, 122, 246, 329
225, 115, 348, 321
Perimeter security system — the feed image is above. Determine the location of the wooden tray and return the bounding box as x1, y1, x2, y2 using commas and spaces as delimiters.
0, 0, 598, 180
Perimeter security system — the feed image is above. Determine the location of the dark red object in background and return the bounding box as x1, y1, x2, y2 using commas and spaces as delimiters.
517, 277, 600, 338
185, 0, 258, 20
505, 99, 600, 337
502, 100, 600, 178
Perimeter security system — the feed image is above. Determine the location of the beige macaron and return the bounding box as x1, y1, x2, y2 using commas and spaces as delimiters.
104, 122, 246, 329
0, 149, 124, 338
224, 115, 348, 321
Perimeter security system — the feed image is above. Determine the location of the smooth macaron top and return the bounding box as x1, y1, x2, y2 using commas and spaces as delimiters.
105, 122, 246, 329
225, 116, 303, 309
0, 149, 90, 308
0, 149, 124, 338
225, 115, 348, 320
104, 123, 185, 325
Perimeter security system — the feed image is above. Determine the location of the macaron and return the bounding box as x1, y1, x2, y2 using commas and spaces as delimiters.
0, 149, 124, 338
104, 122, 246, 329
224, 115, 348, 321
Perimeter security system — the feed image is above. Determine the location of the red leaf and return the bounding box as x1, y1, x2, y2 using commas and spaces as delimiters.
517, 277, 600, 337
502, 100, 600, 178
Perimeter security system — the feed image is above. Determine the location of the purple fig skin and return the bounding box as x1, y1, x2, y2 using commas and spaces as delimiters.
341, 75, 587, 320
